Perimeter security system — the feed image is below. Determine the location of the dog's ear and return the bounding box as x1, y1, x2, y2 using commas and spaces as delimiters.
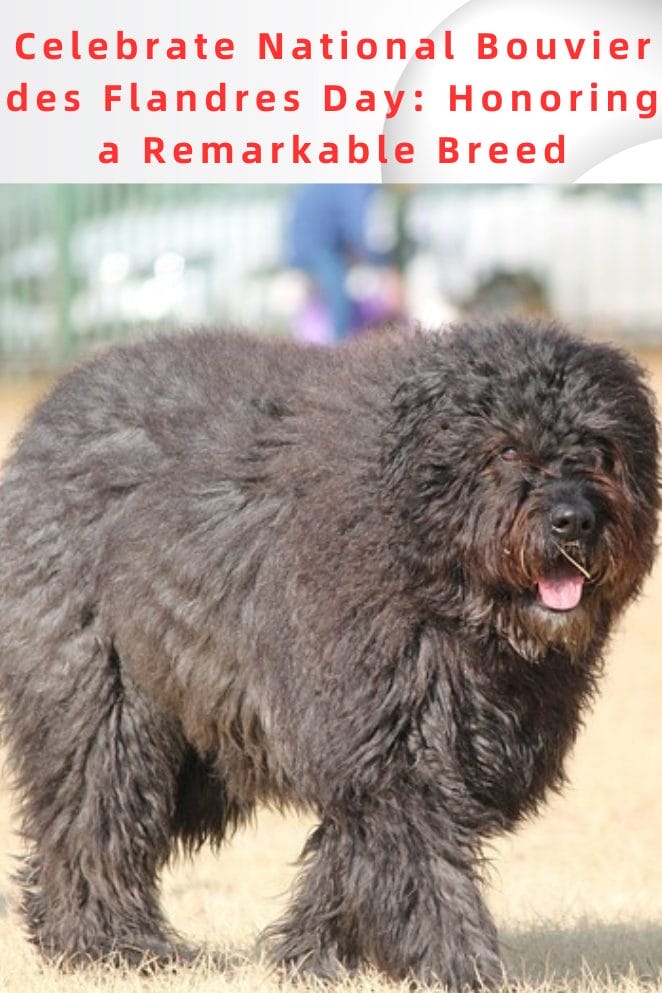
385, 371, 452, 475
382, 370, 471, 587
382, 370, 457, 533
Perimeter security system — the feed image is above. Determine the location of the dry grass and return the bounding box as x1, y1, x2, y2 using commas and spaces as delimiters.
0, 352, 661, 993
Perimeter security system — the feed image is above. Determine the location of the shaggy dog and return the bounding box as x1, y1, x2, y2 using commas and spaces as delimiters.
0, 320, 658, 988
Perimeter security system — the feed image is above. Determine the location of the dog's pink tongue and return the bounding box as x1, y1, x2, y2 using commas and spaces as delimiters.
537, 573, 584, 610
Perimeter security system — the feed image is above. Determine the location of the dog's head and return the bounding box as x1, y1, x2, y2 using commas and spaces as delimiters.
385, 320, 660, 661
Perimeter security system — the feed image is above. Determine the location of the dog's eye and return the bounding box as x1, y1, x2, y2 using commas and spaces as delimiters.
500, 447, 520, 462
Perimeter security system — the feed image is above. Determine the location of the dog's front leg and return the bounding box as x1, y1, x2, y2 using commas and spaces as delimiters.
266, 797, 503, 989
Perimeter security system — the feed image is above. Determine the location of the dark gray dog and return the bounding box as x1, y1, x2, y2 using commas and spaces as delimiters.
0, 321, 658, 988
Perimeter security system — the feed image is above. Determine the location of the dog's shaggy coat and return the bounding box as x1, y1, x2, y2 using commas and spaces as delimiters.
0, 321, 658, 988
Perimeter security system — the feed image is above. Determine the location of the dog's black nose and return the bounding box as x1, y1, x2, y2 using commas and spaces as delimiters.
549, 500, 596, 540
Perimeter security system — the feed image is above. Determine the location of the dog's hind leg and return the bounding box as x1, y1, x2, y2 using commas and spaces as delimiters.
267, 798, 503, 990
6, 627, 191, 967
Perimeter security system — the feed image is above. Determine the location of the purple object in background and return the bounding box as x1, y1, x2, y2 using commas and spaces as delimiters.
294, 296, 336, 346
294, 284, 400, 346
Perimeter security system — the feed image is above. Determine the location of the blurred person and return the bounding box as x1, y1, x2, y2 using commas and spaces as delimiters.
285, 184, 405, 344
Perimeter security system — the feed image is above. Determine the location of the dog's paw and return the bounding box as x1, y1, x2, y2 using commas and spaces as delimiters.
412, 948, 506, 991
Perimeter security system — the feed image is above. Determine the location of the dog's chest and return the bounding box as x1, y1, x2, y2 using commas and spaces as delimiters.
427, 651, 591, 831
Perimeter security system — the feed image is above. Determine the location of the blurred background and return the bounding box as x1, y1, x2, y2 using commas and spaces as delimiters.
1, 183, 662, 375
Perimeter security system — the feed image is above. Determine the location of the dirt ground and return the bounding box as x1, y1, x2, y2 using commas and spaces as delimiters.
0, 349, 660, 993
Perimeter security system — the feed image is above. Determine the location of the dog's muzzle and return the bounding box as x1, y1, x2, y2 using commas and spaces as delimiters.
536, 492, 596, 611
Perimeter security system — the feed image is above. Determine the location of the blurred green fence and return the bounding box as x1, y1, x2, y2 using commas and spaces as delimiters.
1, 184, 661, 373
0, 185, 288, 372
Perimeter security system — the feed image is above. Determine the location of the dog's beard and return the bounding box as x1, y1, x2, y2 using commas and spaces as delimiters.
493, 589, 602, 662
488, 549, 598, 662
481, 521, 631, 663
394, 459, 650, 665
